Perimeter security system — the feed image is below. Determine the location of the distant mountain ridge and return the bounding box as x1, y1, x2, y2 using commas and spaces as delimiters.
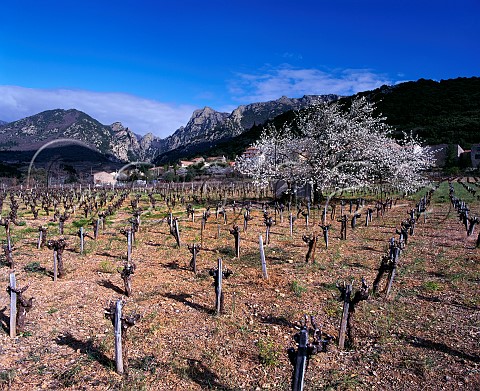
0, 94, 338, 163
0, 109, 163, 162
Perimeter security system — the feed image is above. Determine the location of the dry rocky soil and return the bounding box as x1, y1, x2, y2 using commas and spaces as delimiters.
0, 180, 479, 390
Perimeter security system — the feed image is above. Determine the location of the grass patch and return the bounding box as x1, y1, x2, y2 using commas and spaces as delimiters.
0, 369, 15, 387
24, 261, 47, 274
324, 297, 342, 318
320, 369, 363, 390
130, 355, 161, 374
71, 218, 91, 228
290, 280, 307, 297
97, 260, 117, 274
54, 361, 84, 387
217, 246, 235, 258
257, 337, 279, 366
18, 226, 38, 234
422, 281, 442, 292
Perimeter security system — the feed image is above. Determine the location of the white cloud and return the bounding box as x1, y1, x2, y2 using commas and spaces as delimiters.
0, 86, 196, 138
229, 66, 393, 102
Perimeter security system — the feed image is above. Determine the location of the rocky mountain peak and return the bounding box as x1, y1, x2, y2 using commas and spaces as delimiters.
188, 107, 228, 125
159, 94, 340, 154
111, 122, 126, 132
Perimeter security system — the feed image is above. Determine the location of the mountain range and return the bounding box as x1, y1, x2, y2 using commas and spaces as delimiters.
0, 77, 479, 174
0, 94, 338, 165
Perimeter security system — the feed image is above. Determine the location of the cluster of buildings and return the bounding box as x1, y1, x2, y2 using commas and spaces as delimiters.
426, 144, 480, 169
92, 144, 480, 186
92, 155, 234, 186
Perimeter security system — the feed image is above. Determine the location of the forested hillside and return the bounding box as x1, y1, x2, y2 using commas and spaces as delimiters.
344, 77, 480, 147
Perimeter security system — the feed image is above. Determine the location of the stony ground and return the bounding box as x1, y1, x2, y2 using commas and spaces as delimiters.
0, 180, 479, 390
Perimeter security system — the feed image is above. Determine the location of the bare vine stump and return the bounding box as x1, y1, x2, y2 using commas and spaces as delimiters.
58, 212, 69, 235
169, 217, 181, 247
351, 213, 361, 229
243, 208, 253, 232
264, 212, 274, 245
120, 261, 136, 297
338, 215, 347, 240
0, 218, 12, 250
209, 258, 233, 315
337, 278, 369, 349
337, 281, 351, 349
187, 243, 200, 273
47, 238, 67, 279
186, 204, 195, 222
38, 226, 48, 249
372, 238, 402, 298
302, 234, 318, 263
3, 244, 14, 268
92, 219, 99, 240
287, 316, 331, 391
229, 224, 240, 258
372, 255, 391, 294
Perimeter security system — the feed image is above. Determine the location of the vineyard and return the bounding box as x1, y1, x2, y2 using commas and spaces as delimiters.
0, 179, 479, 390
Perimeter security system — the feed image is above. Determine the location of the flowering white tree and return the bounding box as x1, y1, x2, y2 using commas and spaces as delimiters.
234, 123, 295, 188
235, 97, 432, 198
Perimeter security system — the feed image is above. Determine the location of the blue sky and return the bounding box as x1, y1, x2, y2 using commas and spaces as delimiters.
0, 0, 478, 137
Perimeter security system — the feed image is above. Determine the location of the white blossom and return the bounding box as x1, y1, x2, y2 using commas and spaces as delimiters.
235, 97, 433, 196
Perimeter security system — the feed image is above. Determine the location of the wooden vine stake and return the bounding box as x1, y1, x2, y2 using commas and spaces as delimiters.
119, 228, 132, 263
104, 300, 141, 375
259, 234, 268, 279
289, 213, 294, 237
216, 258, 223, 314
337, 281, 352, 350
292, 327, 308, 390
53, 251, 58, 281
114, 300, 124, 374
9, 272, 16, 338
78, 227, 85, 255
